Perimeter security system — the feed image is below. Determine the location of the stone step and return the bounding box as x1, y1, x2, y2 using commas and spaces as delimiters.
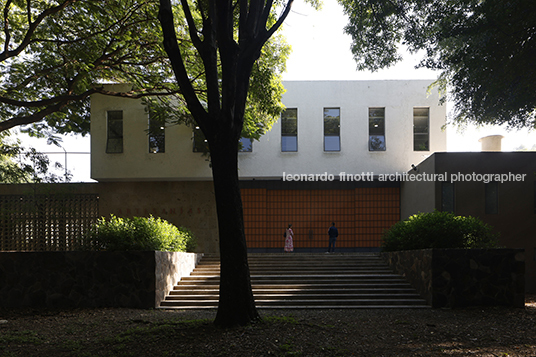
194, 263, 391, 268
170, 287, 418, 294
190, 270, 396, 276
181, 274, 408, 281
159, 304, 430, 310
159, 253, 430, 309
171, 284, 414, 292
200, 258, 383, 264
160, 298, 429, 308
166, 293, 423, 301
178, 280, 410, 288
200, 254, 383, 265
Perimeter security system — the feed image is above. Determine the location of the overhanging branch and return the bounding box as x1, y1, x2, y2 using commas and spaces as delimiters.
158, 0, 208, 129
0, 87, 183, 133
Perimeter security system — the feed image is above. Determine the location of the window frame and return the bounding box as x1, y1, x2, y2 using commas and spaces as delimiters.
106, 110, 123, 154
485, 181, 499, 214
441, 181, 455, 213
368, 107, 386, 151
193, 126, 209, 153
281, 108, 298, 152
148, 116, 165, 154
323, 107, 341, 152
239, 137, 253, 152
413, 107, 430, 151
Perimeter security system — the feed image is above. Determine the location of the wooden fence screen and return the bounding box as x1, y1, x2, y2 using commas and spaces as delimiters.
0, 194, 99, 251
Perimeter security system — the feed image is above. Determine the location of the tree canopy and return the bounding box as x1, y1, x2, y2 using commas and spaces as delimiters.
0, 132, 68, 183
0, 0, 180, 137
0, 0, 288, 144
339, 0, 536, 129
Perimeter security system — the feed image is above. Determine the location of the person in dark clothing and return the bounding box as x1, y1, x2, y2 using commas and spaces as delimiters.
328, 222, 338, 253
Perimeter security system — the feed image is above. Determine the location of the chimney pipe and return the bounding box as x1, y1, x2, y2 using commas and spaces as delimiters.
479, 135, 504, 151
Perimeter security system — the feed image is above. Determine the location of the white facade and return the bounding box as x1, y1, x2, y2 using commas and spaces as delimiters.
90, 80, 446, 181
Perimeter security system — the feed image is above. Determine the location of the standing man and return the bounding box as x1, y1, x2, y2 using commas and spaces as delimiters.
328, 222, 338, 253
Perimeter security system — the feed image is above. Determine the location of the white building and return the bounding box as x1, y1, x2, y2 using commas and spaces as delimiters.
90, 80, 446, 253
91, 80, 446, 181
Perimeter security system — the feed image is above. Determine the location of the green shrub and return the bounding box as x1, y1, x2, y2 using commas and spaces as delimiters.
381, 210, 499, 252
82, 215, 197, 252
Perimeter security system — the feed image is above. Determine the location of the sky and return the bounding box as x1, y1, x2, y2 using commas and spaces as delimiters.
281, 0, 535, 150
14, 0, 536, 182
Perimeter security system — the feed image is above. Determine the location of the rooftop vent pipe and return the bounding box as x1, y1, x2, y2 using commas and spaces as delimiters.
479, 135, 504, 151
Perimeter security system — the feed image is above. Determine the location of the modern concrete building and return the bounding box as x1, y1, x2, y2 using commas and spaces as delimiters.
91, 81, 446, 181
401, 151, 536, 292
3, 79, 535, 292
89, 80, 446, 253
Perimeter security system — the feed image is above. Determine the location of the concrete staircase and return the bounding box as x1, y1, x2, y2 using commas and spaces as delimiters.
159, 253, 430, 309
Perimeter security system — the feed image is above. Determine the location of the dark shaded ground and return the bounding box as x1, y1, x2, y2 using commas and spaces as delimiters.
1, 296, 535, 356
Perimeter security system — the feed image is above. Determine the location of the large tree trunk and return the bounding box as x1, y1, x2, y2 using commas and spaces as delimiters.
210, 136, 259, 327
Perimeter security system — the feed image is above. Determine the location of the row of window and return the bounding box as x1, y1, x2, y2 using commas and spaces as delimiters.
282, 107, 430, 153
105, 107, 431, 154
106, 110, 168, 154
441, 181, 499, 214
191, 127, 253, 153
442, 181, 536, 216
443, 180, 536, 215
106, 110, 253, 154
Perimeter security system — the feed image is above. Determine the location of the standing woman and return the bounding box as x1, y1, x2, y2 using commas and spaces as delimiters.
284, 224, 294, 252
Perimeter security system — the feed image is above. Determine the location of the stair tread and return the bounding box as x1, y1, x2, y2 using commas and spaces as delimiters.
159, 253, 429, 309
158, 304, 430, 309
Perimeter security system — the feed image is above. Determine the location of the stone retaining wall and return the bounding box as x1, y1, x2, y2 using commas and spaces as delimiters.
381, 249, 525, 308
0, 251, 202, 309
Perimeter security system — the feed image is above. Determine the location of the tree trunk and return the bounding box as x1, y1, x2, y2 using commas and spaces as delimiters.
210, 136, 259, 327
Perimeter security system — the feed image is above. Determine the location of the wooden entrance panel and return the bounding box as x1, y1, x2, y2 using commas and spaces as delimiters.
242, 187, 400, 251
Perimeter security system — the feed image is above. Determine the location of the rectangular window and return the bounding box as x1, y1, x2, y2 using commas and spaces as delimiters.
413, 107, 429, 151
239, 137, 253, 152
324, 107, 340, 151
148, 117, 165, 153
106, 110, 123, 153
441, 182, 455, 213
281, 108, 297, 152
369, 107, 386, 151
193, 127, 209, 153
485, 181, 499, 214
533, 181, 536, 214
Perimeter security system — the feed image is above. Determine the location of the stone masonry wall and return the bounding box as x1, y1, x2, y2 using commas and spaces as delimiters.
381, 249, 434, 305
0, 251, 201, 309
382, 249, 525, 308
154, 251, 202, 307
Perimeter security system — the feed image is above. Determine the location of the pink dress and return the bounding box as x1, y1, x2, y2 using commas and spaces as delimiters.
284, 228, 294, 252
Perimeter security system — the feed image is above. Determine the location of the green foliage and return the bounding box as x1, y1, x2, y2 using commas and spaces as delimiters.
243, 33, 291, 142
339, 0, 536, 129
0, 133, 70, 183
84, 215, 196, 252
1, 1, 175, 136
144, 26, 291, 154
381, 211, 499, 252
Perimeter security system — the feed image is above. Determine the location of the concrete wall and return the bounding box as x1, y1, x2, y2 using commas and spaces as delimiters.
97, 181, 219, 253
401, 152, 536, 292
382, 249, 525, 308
400, 154, 437, 219
240, 80, 446, 178
0, 251, 202, 309
91, 80, 446, 181
90, 84, 213, 181
0, 182, 219, 253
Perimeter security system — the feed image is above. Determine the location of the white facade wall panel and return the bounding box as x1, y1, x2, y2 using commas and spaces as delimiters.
90, 80, 446, 181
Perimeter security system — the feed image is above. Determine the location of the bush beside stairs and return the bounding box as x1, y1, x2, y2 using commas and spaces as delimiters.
159, 253, 430, 309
